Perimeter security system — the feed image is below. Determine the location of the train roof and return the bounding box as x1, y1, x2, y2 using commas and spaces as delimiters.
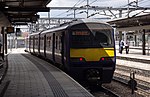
41, 25, 68, 34
41, 19, 111, 34
70, 19, 108, 25
29, 31, 41, 36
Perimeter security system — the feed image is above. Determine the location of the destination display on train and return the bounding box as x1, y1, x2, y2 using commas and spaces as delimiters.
72, 31, 90, 35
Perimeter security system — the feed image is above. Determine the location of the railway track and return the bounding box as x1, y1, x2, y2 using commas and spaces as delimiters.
81, 84, 120, 97
115, 65, 150, 88
113, 75, 150, 97
116, 56, 150, 64
112, 64, 150, 97
91, 86, 120, 97
116, 65, 150, 77
84, 59, 150, 97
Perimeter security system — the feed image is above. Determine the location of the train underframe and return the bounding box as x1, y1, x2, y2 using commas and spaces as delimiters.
69, 66, 115, 85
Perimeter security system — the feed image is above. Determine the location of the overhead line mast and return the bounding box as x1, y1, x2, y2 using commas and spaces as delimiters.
87, 0, 89, 18
31, 0, 150, 32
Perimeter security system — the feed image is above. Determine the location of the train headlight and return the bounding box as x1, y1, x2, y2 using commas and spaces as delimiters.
79, 57, 83, 61
100, 57, 115, 67
100, 57, 114, 61
70, 57, 86, 62
101, 57, 105, 61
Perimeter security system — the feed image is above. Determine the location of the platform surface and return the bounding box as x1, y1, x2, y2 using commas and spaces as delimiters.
116, 45, 150, 71
1, 49, 94, 97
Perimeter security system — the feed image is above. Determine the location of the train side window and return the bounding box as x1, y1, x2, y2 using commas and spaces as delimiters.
55, 36, 58, 49
50, 36, 53, 49
59, 36, 62, 50
55, 34, 62, 51
49, 36, 51, 47
57, 36, 59, 50
40, 36, 44, 47
57, 36, 60, 50
35, 38, 38, 46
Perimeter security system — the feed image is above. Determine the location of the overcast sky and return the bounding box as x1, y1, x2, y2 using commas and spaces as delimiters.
47, 0, 150, 8
48, 0, 130, 7
38, 0, 150, 19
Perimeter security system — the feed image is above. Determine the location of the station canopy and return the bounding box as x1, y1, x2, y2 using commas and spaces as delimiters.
0, 0, 51, 26
107, 14, 150, 31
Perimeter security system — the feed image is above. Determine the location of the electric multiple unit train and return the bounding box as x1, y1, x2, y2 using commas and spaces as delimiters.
26, 19, 116, 84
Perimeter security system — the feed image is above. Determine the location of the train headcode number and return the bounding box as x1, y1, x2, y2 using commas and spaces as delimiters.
72, 31, 90, 35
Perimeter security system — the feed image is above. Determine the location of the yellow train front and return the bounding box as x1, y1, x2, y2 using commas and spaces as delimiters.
66, 19, 116, 84
27, 19, 116, 85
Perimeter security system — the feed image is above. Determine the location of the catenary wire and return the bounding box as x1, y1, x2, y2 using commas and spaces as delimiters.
55, 0, 86, 17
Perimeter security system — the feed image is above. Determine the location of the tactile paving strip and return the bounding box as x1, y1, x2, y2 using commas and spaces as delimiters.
22, 54, 69, 97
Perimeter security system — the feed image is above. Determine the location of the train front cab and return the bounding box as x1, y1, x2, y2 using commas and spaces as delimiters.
67, 23, 116, 84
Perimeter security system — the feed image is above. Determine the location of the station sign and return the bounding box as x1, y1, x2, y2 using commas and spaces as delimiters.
6, 27, 14, 34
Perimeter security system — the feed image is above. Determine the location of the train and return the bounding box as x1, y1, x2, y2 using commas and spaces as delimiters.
25, 19, 116, 85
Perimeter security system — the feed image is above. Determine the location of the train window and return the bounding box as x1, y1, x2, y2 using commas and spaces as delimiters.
93, 30, 112, 45
54, 34, 62, 51
49, 36, 51, 47
35, 39, 38, 46
71, 31, 92, 47
70, 29, 113, 48
55, 36, 58, 49
59, 36, 62, 50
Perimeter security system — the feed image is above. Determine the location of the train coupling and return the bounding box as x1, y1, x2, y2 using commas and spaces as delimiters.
85, 69, 101, 85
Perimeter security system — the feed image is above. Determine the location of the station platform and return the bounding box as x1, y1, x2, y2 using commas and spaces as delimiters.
0, 49, 94, 97
116, 45, 150, 71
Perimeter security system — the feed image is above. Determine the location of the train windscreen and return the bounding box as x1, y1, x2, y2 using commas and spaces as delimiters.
70, 29, 113, 48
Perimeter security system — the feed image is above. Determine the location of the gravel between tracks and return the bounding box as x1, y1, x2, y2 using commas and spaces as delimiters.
102, 80, 145, 97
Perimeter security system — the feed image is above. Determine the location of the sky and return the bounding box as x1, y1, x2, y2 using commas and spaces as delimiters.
47, 0, 130, 7
37, 0, 150, 19
20, 0, 150, 32
47, 0, 150, 8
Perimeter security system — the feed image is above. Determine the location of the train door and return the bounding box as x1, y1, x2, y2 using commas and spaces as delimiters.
52, 33, 55, 62
25, 37, 29, 51
54, 31, 64, 65
148, 34, 150, 55
44, 34, 46, 57
29, 36, 31, 52
34, 35, 38, 55
45, 33, 53, 61
30, 36, 33, 53
61, 32, 65, 66
40, 34, 44, 57
33, 36, 35, 53
38, 34, 40, 55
